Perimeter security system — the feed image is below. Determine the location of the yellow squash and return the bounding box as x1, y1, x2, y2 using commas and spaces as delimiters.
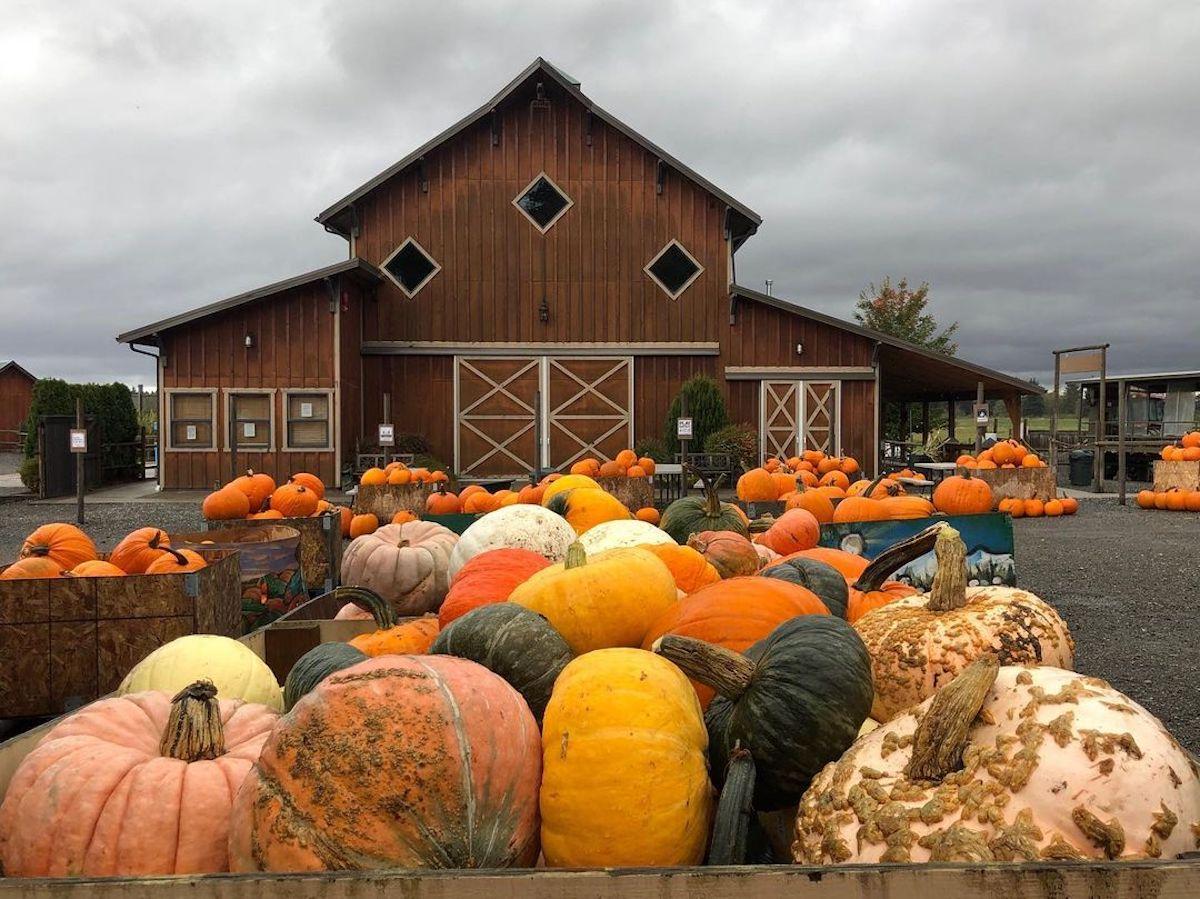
510, 543, 677, 654
540, 474, 600, 505
545, 487, 631, 535
540, 648, 713, 867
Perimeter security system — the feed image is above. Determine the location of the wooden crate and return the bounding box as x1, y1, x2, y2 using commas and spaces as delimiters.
207, 511, 342, 594
0, 549, 241, 719
1153, 460, 1200, 491
353, 483, 433, 520
595, 476, 653, 510
956, 465, 1057, 502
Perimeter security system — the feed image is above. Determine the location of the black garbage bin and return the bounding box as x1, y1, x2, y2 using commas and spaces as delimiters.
1069, 449, 1094, 486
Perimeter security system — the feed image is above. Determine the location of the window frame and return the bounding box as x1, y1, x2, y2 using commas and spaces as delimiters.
223, 388, 276, 453
644, 239, 705, 300
380, 237, 441, 298
164, 388, 219, 452
281, 388, 335, 452
512, 171, 574, 234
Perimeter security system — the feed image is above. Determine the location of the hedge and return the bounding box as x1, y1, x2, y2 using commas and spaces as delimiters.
23, 379, 141, 480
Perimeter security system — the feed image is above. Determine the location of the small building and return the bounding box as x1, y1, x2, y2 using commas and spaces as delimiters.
118, 58, 1036, 489
0, 361, 36, 452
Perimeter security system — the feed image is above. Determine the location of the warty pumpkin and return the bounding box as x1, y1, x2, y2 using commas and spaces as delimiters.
642, 576, 829, 709
932, 469, 994, 515
119, 634, 283, 711
270, 483, 319, 517
639, 542, 721, 594
853, 523, 1074, 722
655, 615, 873, 810
659, 473, 751, 543
539, 648, 712, 867
545, 486, 631, 534
510, 542, 677, 654
793, 657, 1200, 863
0, 557, 63, 580
340, 520, 458, 615
19, 523, 97, 570
430, 603, 571, 723
686, 529, 760, 578
144, 547, 208, 574
229, 655, 542, 871
760, 555, 850, 619
448, 503, 576, 577
282, 641, 368, 712
576, 517, 674, 553
0, 681, 278, 877
229, 469, 275, 512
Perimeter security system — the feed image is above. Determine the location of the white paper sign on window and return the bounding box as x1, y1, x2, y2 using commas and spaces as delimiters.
186, 425, 198, 442
300, 402, 313, 418
243, 422, 256, 438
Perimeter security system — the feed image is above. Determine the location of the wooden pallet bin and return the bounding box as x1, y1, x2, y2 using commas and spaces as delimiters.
595, 476, 653, 510
1153, 459, 1200, 491
956, 465, 1057, 502
207, 511, 342, 594
353, 483, 433, 520
0, 549, 241, 719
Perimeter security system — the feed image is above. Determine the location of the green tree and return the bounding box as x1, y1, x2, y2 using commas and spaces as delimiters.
854, 277, 959, 355
1022, 377, 1048, 417
664, 376, 729, 455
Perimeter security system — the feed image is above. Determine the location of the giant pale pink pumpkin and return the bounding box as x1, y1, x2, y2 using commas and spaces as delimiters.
340, 520, 459, 616
0, 682, 277, 877
438, 547, 551, 628
228, 655, 541, 871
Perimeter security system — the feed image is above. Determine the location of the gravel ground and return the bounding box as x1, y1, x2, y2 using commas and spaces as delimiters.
0, 496, 1196, 751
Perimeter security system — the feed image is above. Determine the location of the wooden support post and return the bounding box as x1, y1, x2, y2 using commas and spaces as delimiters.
1004, 396, 1021, 440
974, 382, 985, 455
946, 397, 956, 443
1050, 353, 1060, 474
1095, 346, 1107, 491
229, 411, 238, 483
920, 401, 930, 445
75, 398, 85, 525
381, 393, 391, 468
1117, 379, 1127, 505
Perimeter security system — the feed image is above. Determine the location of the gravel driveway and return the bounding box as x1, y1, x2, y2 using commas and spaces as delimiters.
0, 497, 1195, 751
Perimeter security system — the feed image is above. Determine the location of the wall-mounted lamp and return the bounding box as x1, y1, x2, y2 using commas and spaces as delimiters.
244, 333, 255, 348
795, 342, 803, 356
538, 297, 550, 324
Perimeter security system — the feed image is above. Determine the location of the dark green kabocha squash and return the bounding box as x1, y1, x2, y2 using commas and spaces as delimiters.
429, 603, 571, 723
283, 642, 368, 712
659, 473, 750, 544
760, 556, 850, 619
654, 615, 873, 810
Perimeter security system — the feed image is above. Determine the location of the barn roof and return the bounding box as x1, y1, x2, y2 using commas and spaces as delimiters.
315, 57, 762, 246
0, 361, 35, 381
116, 257, 383, 346
732, 284, 1040, 399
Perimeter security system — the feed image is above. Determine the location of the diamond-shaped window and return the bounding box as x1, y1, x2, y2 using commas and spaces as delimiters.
645, 240, 703, 299
381, 238, 440, 298
513, 173, 573, 232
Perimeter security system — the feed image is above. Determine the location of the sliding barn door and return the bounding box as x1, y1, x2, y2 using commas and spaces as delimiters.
546, 357, 633, 471
761, 380, 841, 460
802, 382, 840, 455
454, 357, 540, 477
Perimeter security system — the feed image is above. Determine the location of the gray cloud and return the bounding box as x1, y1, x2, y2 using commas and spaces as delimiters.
2, 0, 1197, 386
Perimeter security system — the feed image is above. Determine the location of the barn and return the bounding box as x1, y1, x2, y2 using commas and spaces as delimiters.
118, 58, 1035, 489
0, 361, 36, 453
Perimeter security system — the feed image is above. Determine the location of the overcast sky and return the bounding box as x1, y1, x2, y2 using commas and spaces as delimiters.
3, 0, 1198, 387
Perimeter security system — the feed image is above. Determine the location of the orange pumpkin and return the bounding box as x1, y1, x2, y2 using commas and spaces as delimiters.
1044, 498, 1064, 517
438, 547, 552, 628
832, 494, 889, 523
1183, 431, 1200, 449
289, 472, 325, 499
1021, 454, 1041, 468
780, 546, 869, 583
635, 507, 661, 524
20, 523, 97, 570
570, 458, 601, 477
337, 505, 353, 537
517, 483, 546, 505
818, 470, 851, 491
391, 510, 419, 525
636, 457, 657, 476
840, 457, 860, 475
736, 468, 777, 502
640, 543, 721, 594
250, 509, 285, 521
349, 513, 380, 538
615, 449, 638, 469
785, 487, 835, 524
770, 471, 797, 497
462, 489, 500, 514
955, 454, 976, 466
597, 460, 626, 478
626, 465, 647, 478
202, 485, 251, 521
109, 528, 170, 574
641, 577, 829, 708
931, 470, 994, 515
755, 509, 820, 556
69, 560, 127, 577
271, 483, 319, 517
229, 469, 276, 512
1024, 498, 1045, 518
0, 557, 63, 580
360, 467, 387, 486
877, 495, 935, 519
1136, 490, 1156, 509
145, 548, 208, 574
816, 457, 841, 476
426, 485, 461, 515
1060, 496, 1079, 515
388, 467, 414, 485
1166, 489, 1188, 512
349, 615, 441, 656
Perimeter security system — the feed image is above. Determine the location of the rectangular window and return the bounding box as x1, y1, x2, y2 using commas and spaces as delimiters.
284, 391, 333, 450
167, 390, 216, 450
228, 391, 273, 451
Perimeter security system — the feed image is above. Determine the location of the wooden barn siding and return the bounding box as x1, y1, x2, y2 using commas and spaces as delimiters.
338, 283, 365, 460
361, 355, 455, 469
725, 301, 875, 367
352, 76, 730, 347
160, 282, 337, 489
0, 370, 34, 449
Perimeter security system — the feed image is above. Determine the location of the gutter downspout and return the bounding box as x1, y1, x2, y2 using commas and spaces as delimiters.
871, 341, 882, 478
127, 339, 163, 491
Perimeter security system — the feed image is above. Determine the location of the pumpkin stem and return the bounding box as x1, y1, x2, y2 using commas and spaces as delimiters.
564, 541, 588, 570
319, 586, 396, 628
26, 545, 50, 558
863, 473, 886, 498
852, 522, 942, 592
160, 680, 225, 761
748, 514, 774, 534
903, 655, 999, 782
652, 634, 756, 700
148, 530, 163, 551
926, 524, 969, 612
707, 745, 757, 865
159, 547, 189, 568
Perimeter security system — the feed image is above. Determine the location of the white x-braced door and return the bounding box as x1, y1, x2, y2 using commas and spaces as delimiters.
760, 380, 841, 461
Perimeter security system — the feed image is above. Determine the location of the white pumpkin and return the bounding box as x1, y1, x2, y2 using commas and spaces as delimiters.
448, 504, 576, 578
340, 520, 458, 615
118, 634, 283, 711
577, 519, 674, 554
794, 660, 1200, 864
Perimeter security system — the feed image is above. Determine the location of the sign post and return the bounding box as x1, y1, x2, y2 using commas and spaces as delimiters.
378, 424, 395, 447
1051, 345, 1110, 498
71, 398, 86, 525
677, 394, 691, 497
380, 393, 392, 467
974, 383, 986, 455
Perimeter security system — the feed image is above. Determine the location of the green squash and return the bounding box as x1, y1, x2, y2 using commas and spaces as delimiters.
283, 642, 368, 712
660, 474, 749, 544
760, 557, 849, 619
654, 615, 872, 810
429, 603, 571, 723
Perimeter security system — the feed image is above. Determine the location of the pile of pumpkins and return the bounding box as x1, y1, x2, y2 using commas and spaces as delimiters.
1159, 430, 1200, 461
0, 523, 206, 580
202, 470, 348, 529
5, 470, 1199, 879
1135, 487, 1200, 513
956, 438, 1049, 470
566, 448, 657, 479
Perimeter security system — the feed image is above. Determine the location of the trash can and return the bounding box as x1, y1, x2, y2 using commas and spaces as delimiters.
1069, 449, 1094, 487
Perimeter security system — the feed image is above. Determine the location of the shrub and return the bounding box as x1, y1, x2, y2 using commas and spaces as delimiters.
22, 380, 141, 481
634, 437, 670, 463
393, 433, 433, 456
664, 376, 729, 455
704, 423, 759, 470
18, 457, 39, 493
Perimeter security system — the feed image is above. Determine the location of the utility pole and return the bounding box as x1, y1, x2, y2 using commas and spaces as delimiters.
74, 398, 85, 525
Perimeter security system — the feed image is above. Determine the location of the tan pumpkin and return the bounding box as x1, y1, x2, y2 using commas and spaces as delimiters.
853, 523, 1075, 722
340, 521, 459, 615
